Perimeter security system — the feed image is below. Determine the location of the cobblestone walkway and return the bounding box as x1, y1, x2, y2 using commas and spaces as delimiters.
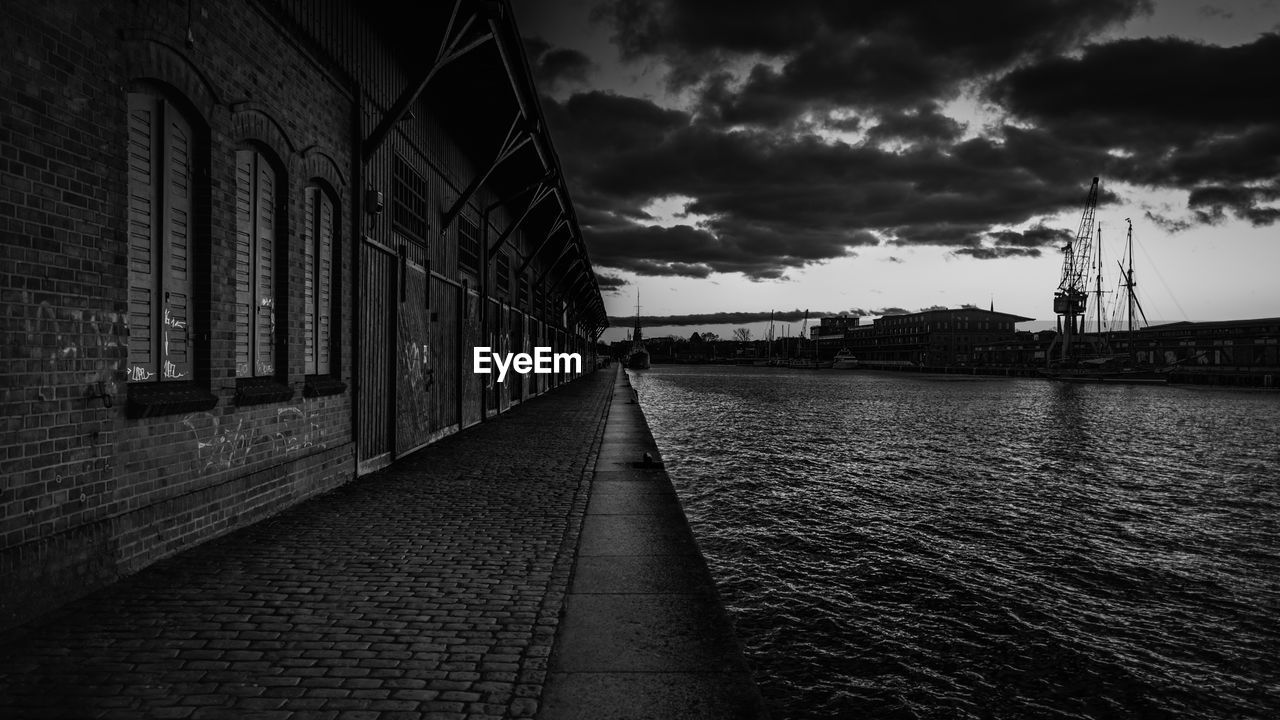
0, 371, 614, 720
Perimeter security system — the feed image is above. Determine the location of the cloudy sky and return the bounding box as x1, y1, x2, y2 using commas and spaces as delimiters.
512, 0, 1280, 341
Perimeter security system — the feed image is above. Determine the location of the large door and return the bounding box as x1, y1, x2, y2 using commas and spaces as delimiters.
461, 285, 482, 427
395, 258, 430, 455
429, 273, 461, 434
357, 240, 396, 474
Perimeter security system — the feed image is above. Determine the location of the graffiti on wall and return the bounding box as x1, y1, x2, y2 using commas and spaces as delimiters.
5, 295, 126, 402
397, 310, 432, 440
182, 404, 329, 475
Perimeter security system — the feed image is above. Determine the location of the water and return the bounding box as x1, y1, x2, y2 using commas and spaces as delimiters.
628, 366, 1280, 720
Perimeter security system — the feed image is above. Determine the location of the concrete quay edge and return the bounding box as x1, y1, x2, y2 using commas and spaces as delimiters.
539, 365, 771, 720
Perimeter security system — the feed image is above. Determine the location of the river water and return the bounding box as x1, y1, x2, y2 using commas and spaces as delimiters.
627, 365, 1280, 720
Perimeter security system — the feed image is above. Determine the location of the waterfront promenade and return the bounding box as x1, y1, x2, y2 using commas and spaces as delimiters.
0, 367, 766, 719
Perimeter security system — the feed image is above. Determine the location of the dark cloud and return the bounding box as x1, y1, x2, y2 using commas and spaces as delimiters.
992, 34, 1280, 223
1188, 184, 1280, 226
524, 37, 595, 91
544, 91, 1118, 279
600, 0, 1148, 117
594, 272, 630, 293
866, 103, 966, 146
525, 6, 1277, 282
953, 246, 1043, 260
1143, 210, 1192, 234
606, 309, 846, 326
987, 223, 1073, 249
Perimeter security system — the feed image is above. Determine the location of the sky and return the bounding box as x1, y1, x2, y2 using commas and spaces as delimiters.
511, 0, 1280, 342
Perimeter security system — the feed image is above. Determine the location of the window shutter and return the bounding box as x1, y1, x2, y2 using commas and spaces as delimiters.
126, 93, 157, 381
303, 187, 317, 374
255, 159, 276, 375
233, 149, 254, 377
163, 109, 194, 380
317, 191, 334, 375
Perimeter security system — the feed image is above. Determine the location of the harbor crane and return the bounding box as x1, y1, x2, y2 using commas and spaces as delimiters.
1049, 177, 1099, 364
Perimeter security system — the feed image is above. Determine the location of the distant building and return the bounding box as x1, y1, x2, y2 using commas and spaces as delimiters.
810, 316, 860, 358
1116, 318, 1280, 370
972, 318, 1280, 382
837, 308, 1033, 366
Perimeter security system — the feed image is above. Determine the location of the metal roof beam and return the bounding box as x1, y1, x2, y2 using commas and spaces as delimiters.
439, 111, 532, 238
488, 180, 555, 257
362, 0, 495, 161
516, 214, 568, 276
533, 243, 577, 287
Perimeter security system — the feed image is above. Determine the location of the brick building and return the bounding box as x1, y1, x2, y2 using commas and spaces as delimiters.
839, 308, 1033, 367
973, 319, 1280, 383
810, 315, 860, 359
0, 0, 607, 629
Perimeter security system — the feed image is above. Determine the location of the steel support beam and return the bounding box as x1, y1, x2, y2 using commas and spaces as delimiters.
550, 257, 585, 294
487, 13, 549, 171
534, 243, 577, 287
439, 112, 533, 238
516, 214, 568, 276
362, 0, 495, 161
488, 180, 556, 257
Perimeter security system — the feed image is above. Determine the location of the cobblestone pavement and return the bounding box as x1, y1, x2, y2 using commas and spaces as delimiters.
0, 371, 614, 720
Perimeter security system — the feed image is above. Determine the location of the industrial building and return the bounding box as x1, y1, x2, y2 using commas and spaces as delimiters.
974, 318, 1280, 384
827, 308, 1033, 367
1, 0, 607, 629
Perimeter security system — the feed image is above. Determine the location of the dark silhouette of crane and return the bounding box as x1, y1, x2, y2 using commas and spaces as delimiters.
1047, 177, 1099, 365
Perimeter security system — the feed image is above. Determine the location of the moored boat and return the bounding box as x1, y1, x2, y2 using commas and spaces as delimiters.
625, 293, 651, 370
832, 348, 859, 369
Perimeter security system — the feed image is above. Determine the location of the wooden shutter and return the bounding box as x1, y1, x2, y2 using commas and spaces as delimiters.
303, 187, 317, 374
317, 191, 334, 375
234, 149, 254, 377
163, 108, 194, 380
126, 93, 157, 381
255, 157, 275, 375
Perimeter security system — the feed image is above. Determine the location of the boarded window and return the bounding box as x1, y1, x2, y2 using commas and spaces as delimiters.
392, 154, 428, 241
519, 272, 529, 311
458, 215, 480, 274
304, 185, 335, 375
234, 148, 278, 377
126, 92, 194, 383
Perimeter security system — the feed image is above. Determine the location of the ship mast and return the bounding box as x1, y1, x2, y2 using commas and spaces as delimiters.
1050, 177, 1099, 364
767, 310, 775, 360
632, 290, 643, 346
1118, 218, 1148, 363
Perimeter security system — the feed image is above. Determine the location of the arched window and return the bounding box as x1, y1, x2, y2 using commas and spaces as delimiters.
233, 147, 281, 378
126, 91, 196, 383
303, 184, 336, 376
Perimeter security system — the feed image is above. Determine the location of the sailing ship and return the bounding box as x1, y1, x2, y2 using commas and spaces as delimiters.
788, 310, 820, 368
625, 292, 651, 370
752, 311, 775, 366
1040, 182, 1169, 384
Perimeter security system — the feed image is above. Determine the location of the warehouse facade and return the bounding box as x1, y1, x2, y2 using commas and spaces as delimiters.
0, 0, 608, 629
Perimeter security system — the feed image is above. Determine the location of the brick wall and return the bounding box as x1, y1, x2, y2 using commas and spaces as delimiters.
0, 0, 357, 630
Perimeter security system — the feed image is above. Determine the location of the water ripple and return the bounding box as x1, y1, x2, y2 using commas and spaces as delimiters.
630, 367, 1280, 720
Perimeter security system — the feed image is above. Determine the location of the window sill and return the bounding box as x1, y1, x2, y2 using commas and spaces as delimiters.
304, 375, 347, 398
126, 381, 219, 419
234, 377, 296, 406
